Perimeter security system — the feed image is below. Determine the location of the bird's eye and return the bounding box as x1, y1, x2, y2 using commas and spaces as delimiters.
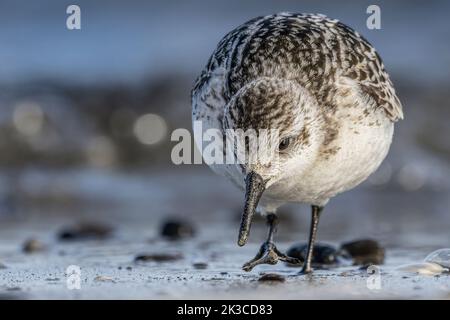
278, 137, 292, 152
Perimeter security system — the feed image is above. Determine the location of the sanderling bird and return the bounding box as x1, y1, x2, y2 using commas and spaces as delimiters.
192, 13, 403, 274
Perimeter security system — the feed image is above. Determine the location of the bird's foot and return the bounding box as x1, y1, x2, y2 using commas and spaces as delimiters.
242, 242, 301, 272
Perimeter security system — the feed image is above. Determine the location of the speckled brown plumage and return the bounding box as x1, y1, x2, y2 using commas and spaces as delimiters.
192, 12, 403, 124
191, 11, 404, 210
192, 12, 403, 274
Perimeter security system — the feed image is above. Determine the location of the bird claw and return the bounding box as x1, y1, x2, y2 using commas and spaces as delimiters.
242, 242, 301, 272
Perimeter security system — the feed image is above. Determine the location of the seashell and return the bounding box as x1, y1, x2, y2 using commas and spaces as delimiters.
395, 262, 446, 275
424, 249, 450, 268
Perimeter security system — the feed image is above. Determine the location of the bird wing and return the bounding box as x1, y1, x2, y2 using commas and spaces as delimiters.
331, 21, 404, 122
193, 13, 403, 124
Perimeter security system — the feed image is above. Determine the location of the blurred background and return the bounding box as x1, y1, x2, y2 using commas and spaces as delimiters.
0, 0, 449, 295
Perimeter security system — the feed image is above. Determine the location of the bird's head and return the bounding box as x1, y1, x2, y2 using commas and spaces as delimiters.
223, 77, 323, 246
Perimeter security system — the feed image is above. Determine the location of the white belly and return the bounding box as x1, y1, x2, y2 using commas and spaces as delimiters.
263, 107, 394, 207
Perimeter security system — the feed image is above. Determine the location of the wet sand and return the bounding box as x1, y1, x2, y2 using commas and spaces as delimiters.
0, 168, 449, 299
0, 219, 449, 299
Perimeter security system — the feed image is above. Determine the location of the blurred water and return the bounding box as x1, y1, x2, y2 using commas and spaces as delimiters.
0, 0, 449, 85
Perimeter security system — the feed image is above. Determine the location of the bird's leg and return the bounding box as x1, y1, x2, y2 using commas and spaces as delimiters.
242, 213, 301, 272
299, 205, 324, 274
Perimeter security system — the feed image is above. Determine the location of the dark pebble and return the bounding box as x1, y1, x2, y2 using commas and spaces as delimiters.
358, 264, 372, 271
58, 222, 113, 241
134, 253, 183, 262
22, 238, 46, 253
258, 273, 286, 282
160, 219, 195, 240
340, 239, 385, 265
287, 242, 341, 266
6, 287, 21, 291
193, 262, 208, 270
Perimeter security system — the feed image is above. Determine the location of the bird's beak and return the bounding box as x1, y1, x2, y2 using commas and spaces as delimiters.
238, 171, 266, 246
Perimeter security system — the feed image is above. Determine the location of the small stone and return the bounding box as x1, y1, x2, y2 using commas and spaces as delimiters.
0, 262, 7, 269
22, 238, 47, 253
258, 273, 286, 282
424, 249, 450, 268
94, 275, 115, 282
134, 253, 183, 262
58, 222, 113, 241
193, 262, 208, 270
160, 219, 195, 240
340, 239, 385, 265
6, 287, 21, 291
395, 262, 445, 275
287, 242, 340, 265
126, 266, 132, 271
